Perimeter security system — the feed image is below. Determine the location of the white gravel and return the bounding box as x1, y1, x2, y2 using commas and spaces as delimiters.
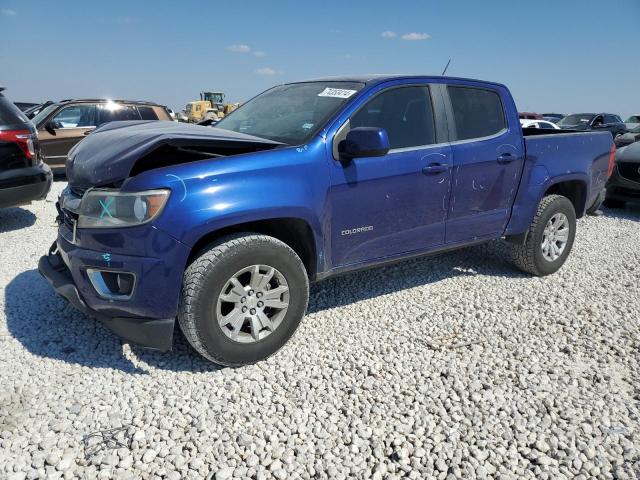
1, 180, 639, 480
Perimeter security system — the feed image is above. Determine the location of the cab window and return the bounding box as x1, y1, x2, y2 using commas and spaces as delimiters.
349, 86, 436, 149
447, 86, 506, 140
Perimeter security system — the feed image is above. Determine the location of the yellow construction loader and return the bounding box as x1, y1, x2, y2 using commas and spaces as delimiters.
183, 92, 239, 123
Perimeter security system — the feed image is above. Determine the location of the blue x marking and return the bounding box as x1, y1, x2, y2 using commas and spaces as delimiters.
99, 197, 114, 219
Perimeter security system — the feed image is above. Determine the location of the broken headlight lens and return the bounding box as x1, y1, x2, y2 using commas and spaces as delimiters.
77, 189, 170, 228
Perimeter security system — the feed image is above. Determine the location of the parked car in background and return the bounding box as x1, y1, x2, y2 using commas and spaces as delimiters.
39, 75, 614, 366
520, 119, 561, 130
605, 141, 640, 208
557, 113, 626, 137
14, 102, 40, 112
542, 113, 565, 123
23, 101, 55, 119
166, 108, 177, 121
0, 88, 52, 209
31, 99, 173, 172
624, 115, 640, 130
614, 125, 640, 148
519, 111, 543, 120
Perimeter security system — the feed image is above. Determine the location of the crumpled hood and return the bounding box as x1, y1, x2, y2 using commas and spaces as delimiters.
66, 120, 281, 188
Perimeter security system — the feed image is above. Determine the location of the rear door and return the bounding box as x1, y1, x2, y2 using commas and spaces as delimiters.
444, 84, 525, 243
38, 104, 97, 168
329, 83, 453, 266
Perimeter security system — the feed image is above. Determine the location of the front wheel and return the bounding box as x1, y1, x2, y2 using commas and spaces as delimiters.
178, 234, 309, 366
510, 194, 576, 276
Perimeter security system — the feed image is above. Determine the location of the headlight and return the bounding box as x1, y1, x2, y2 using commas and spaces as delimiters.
78, 189, 170, 228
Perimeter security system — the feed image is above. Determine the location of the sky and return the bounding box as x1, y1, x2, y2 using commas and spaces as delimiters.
1, 0, 639, 118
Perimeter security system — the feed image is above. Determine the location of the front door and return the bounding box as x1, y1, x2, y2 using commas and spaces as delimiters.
444, 85, 524, 243
39, 104, 97, 168
329, 85, 452, 267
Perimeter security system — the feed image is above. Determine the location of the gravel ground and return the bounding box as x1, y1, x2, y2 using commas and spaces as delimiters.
1, 180, 639, 480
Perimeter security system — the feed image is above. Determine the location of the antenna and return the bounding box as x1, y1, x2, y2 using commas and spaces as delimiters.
441, 58, 452, 76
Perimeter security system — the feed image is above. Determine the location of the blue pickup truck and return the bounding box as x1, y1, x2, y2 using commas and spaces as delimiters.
39, 75, 615, 366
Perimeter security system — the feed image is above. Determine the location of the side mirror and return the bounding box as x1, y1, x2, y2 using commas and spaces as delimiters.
339, 127, 390, 160
44, 122, 57, 136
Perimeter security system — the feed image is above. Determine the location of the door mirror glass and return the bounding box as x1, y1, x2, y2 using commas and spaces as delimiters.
339, 127, 390, 159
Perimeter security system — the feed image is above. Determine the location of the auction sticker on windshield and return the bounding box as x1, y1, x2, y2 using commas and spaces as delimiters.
318, 88, 357, 99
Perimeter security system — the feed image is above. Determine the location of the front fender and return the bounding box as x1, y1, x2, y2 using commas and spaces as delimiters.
122, 143, 330, 272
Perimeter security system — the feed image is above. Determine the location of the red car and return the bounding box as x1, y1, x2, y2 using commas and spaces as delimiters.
519, 111, 544, 120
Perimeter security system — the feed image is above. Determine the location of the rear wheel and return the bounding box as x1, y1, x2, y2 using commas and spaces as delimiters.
511, 194, 576, 276
178, 234, 309, 366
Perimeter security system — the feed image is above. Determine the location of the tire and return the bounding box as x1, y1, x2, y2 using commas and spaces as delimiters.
510, 194, 576, 276
178, 234, 309, 366
603, 198, 625, 209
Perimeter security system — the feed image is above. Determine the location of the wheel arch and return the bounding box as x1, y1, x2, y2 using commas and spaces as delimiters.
186, 217, 319, 281
543, 178, 588, 219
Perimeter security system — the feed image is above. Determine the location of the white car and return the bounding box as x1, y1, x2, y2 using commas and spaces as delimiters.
624, 115, 640, 131
520, 119, 561, 130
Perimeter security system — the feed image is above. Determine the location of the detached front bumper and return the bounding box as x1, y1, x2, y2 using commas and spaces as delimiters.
38, 249, 175, 351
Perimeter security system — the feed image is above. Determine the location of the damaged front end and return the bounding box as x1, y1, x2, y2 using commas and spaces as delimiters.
66, 120, 282, 189
39, 120, 284, 350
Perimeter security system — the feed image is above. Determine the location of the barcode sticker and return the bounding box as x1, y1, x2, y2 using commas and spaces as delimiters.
318, 88, 357, 99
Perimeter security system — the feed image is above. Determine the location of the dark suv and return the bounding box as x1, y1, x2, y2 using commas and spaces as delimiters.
0, 87, 52, 209
557, 113, 626, 137
31, 99, 172, 171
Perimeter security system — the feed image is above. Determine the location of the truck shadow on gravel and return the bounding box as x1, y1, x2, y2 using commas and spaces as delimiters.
600, 204, 640, 221
4, 270, 223, 374
0, 207, 36, 233
5, 241, 522, 373
310, 240, 524, 313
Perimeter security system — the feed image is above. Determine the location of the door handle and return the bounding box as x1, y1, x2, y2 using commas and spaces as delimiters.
497, 153, 516, 164
422, 163, 449, 175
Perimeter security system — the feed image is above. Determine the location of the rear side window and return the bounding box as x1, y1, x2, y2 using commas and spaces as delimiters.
0, 96, 29, 126
447, 86, 506, 140
350, 86, 436, 149
97, 104, 141, 124
138, 106, 159, 120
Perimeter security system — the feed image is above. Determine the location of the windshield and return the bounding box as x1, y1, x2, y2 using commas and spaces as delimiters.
31, 103, 59, 126
215, 81, 365, 144
625, 116, 640, 123
558, 114, 594, 126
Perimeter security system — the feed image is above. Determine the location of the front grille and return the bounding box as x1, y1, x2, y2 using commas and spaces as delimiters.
617, 162, 640, 182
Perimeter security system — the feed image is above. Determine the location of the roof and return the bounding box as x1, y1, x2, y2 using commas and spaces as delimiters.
57, 98, 163, 106
292, 74, 506, 88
